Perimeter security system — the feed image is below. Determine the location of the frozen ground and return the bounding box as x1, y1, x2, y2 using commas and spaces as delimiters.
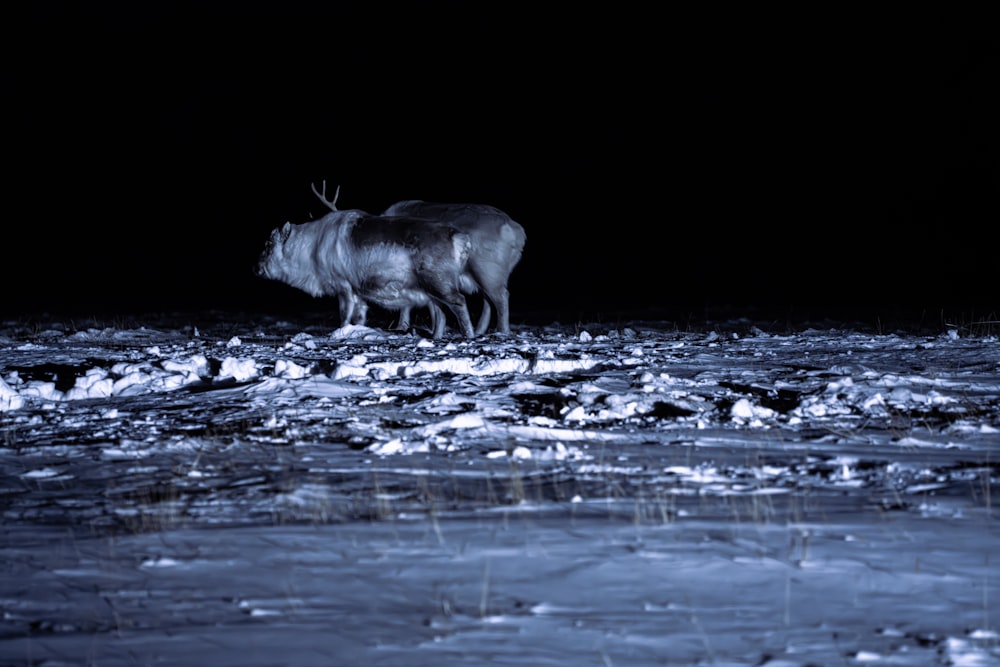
1, 311, 997, 666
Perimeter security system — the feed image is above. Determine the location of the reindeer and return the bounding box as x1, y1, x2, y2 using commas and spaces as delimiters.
255, 185, 476, 339
381, 199, 526, 335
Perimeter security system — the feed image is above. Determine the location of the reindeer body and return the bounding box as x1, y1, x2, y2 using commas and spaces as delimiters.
255, 208, 475, 339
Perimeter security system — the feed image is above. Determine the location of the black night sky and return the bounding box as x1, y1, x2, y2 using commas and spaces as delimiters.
6, 5, 998, 327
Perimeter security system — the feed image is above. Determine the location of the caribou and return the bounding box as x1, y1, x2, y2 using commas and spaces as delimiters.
255, 184, 477, 339
381, 199, 526, 335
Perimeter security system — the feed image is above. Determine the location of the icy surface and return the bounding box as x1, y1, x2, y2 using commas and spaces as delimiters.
1, 313, 997, 666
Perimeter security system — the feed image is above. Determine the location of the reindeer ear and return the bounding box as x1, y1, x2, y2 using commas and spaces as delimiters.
281, 222, 292, 238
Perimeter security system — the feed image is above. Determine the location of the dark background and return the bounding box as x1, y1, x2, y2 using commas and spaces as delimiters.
6, 4, 998, 328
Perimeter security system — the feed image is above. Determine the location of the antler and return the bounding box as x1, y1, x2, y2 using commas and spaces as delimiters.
311, 180, 341, 211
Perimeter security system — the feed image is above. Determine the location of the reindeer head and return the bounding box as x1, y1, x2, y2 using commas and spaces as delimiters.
254, 222, 293, 279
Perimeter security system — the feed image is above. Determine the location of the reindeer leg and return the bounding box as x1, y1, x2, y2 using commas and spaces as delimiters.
396, 306, 412, 331
474, 300, 492, 336
428, 303, 447, 339
494, 287, 510, 335
352, 299, 369, 326
339, 291, 357, 328
444, 296, 475, 339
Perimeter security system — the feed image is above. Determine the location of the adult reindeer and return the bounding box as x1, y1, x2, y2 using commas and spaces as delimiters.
381, 199, 526, 335
256, 183, 476, 339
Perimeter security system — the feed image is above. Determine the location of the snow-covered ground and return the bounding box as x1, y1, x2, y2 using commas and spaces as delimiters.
1, 312, 997, 666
